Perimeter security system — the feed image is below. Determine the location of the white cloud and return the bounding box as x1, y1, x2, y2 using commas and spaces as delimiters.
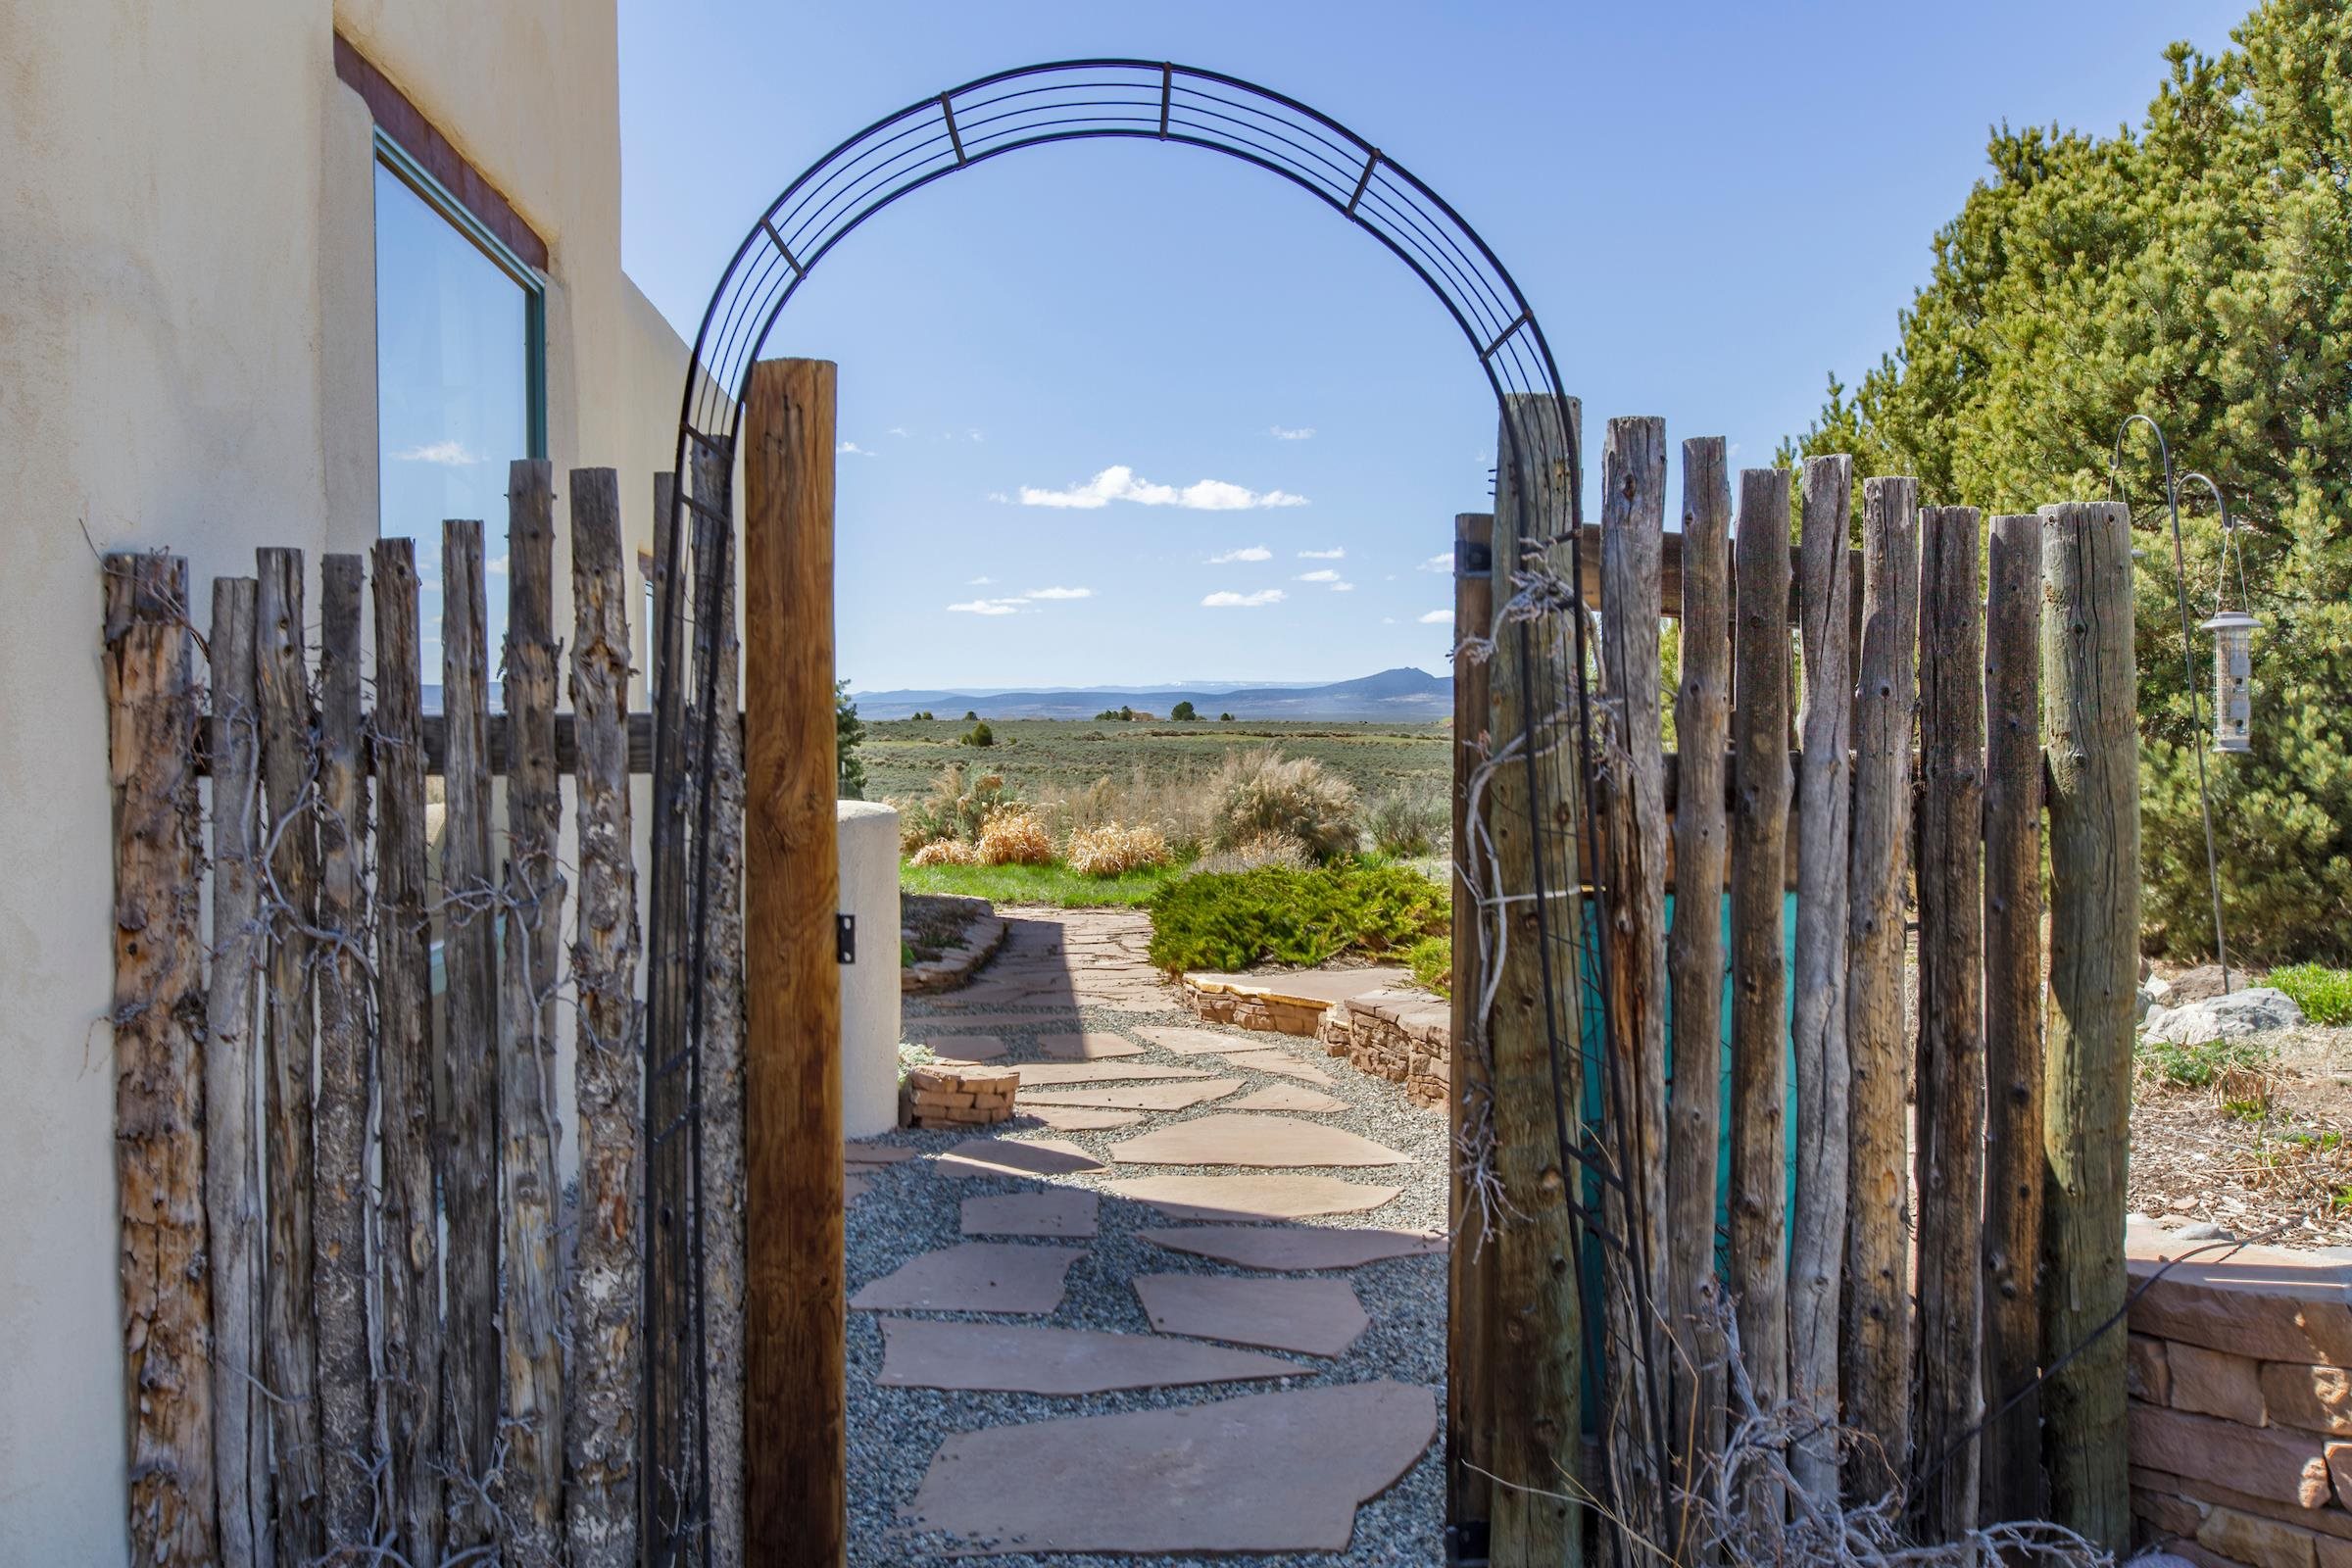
949, 598, 1022, 616
986, 491, 1011, 504
394, 438, 481, 466
887, 426, 910, 438
968, 575, 996, 585
1018, 465, 1307, 512
1330, 581, 1356, 592
837, 440, 876, 457
1296, 568, 1341, 583
485, 555, 509, 576
1271, 425, 1316, 441
1417, 552, 1452, 572
1022, 586, 1093, 601
1208, 545, 1272, 564
1298, 546, 1345, 560
1202, 588, 1286, 609
1419, 610, 1454, 625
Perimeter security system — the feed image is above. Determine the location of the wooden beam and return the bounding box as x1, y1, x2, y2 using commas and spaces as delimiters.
1569, 522, 1856, 624
2038, 500, 2138, 1553
1446, 511, 1496, 1542
742, 357, 846, 1568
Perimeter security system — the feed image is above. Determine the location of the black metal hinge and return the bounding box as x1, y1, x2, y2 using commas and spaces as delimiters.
837, 913, 856, 964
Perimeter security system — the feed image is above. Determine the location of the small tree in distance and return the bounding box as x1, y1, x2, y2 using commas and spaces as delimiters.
1171, 700, 1199, 721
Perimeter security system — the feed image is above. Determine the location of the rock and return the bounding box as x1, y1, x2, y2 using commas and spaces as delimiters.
2132, 1336, 2175, 1405
2264, 1365, 2352, 1437
2170, 1343, 2270, 1426
2199, 1504, 2324, 1568
2143, 988, 2306, 1046
2129, 1405, 2331, 1508
2171, 965, 2231, 1003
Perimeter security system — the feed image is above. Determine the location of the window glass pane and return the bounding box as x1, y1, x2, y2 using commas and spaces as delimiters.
375, 158, 529, 680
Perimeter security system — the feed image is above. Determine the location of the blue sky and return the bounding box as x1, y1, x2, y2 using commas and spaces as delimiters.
616, 0, 2242, 694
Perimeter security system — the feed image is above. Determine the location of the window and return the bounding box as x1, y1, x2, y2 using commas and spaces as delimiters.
373, 130, 546, 676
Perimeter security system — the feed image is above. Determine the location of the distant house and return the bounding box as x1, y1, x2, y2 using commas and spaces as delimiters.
0, 6, 690, 1560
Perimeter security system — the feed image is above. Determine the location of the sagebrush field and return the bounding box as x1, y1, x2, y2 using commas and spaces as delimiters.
861, 716, 1450, 806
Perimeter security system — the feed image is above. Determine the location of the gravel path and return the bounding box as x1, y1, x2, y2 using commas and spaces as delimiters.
848, 908, 1450, 1567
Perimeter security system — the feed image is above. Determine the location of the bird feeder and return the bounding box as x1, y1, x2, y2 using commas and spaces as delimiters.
2199, 608, 2260, 754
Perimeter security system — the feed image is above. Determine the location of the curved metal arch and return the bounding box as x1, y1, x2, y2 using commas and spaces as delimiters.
650, 60, 1614, 1566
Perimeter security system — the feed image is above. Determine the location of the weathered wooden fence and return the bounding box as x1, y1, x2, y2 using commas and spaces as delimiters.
1451, 408, 2141, 1564
102, 463, 741, 1568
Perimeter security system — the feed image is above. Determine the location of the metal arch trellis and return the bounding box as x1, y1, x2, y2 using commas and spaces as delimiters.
649, 58, 1621, 1564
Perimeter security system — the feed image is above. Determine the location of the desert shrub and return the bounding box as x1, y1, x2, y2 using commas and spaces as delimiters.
1032, 766, 1217, 857
2270, 963, 2352, 1026
1066, 823, 1173, 876
1367, 782, 1446, 858
1171, 700, 1198, 721
1146, 863, 1447, 973
908, 837, 981, 868
896, 764, 1014, 848
1405, 935, 1451, 994
1205, 747, 1359, 862
2133, 1032, 2271, 1092
977, 806, 1054, 866
961, 720, 996, 748
1186, 831, 1313, 877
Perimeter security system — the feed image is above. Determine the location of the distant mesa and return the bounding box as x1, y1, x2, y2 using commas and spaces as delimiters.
853, 667, 1449, 721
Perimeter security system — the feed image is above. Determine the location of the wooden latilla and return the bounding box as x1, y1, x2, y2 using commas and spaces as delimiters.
1981, 512, 2047, 1527
371, 535, 442, 1568
440, 517, 501, 1547
314, 554, 373, 1550
1914, 504, 1987, 1541
501, 462, 568, 1560
566, 468, 643, 1568
1788, 455, 1854, 1503
105, 553, 217, 1567
2039, 500, 2139, 1552
1728, 466, 1793, 1519
696, 441, 753, 1568
205, 574, 267, 1568
1446, 509, 1496, 1537
255, 545, 321, 1566
1841, 475, 1921, 1499
1665, 437, 1732, 1501
741, 357, 848, 1568
1595, 416, 1672, 1545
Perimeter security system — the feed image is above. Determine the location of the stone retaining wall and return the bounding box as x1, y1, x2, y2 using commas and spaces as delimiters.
1178, 974, 1332, 1037
2126, 1226, 2352, 1568
1315, 990, 1451, 1110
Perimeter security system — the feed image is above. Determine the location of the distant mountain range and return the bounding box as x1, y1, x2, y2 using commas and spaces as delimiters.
850, 666, 1452, 721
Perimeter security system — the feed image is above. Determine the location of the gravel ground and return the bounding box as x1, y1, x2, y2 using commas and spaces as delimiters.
849, 978, 1451, 1567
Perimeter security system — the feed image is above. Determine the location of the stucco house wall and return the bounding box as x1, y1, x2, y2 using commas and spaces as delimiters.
0, 2, 693, 1559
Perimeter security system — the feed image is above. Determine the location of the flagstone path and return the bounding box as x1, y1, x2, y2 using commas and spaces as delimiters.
848, 906, 1451, 1566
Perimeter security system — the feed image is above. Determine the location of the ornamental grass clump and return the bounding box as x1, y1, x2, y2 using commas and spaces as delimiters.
1205, 747, 1359, 863
908, 838, 981, 868
1065, 823, 1172, 877
976, 806, 1054, 866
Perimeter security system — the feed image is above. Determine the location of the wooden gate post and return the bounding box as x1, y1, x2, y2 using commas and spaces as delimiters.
1484, 392, 1585, 1568
2038, 500, 2138, 1553
1446, 509, 1495, 1544
742, 357, 846, 1568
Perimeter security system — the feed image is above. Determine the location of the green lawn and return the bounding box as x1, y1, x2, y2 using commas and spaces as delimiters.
900, 858, 1183, 908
